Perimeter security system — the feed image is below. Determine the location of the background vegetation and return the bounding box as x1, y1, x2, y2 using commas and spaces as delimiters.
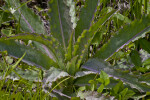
0, 0, 150, 99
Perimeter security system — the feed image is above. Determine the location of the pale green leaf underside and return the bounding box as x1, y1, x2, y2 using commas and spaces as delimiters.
95, 15, 150, 60
5, 0, 46, 34
77, 91, 115, 99
9, 68, 40, 82
0, 40, 57, 69
82, 58, 150, 92
43, 67, 69, 87
48, 0, 73, 51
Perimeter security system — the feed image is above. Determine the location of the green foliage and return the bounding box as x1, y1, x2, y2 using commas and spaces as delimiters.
97, 71, 110, 93
1, 0, 150, 99
140, 39, 150, 53
110, 81, 135, 100
48, 0, 73, 50
130, 50, 142, 67
0, 52, 52, 99
83, 58, 150, 92
0, 39, 57, 69
0, 10, 12, 27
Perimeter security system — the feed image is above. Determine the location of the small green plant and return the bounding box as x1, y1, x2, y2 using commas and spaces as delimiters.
96, 70, 110, 93
110, 81, 135, 100
77, 71, 135, 100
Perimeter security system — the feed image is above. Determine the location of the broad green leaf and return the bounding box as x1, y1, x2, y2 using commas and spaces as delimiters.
0, 33, 58, 61
95, 14, 150, 60
75, 10, 115, 55
88, 80, 98, 91
112, 81, 124, 95
96, 78, 104, 83
140, 39, 150, 54
5, 0, 46, 34
97, 84, 104, 93
120, 88, 128, 99
48, 0, 73, 51
82, 58, 150, 92
130, 50, 142, 67
74, 72, 97, 86
0, 40, 58, 69
99, 70, 110, 86
75, 0, 98, 40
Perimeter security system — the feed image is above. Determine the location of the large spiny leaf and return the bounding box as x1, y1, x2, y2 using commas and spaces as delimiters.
48, 0, 73, 51
1, 34, 67, 66
95, 14, 150, 60
82, 58, 150, 92
1, 33, 59, 61
73, 10, 117, 68
0, 40, 58, 69
75, 0, 98, 40
5, 0, 46, 34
